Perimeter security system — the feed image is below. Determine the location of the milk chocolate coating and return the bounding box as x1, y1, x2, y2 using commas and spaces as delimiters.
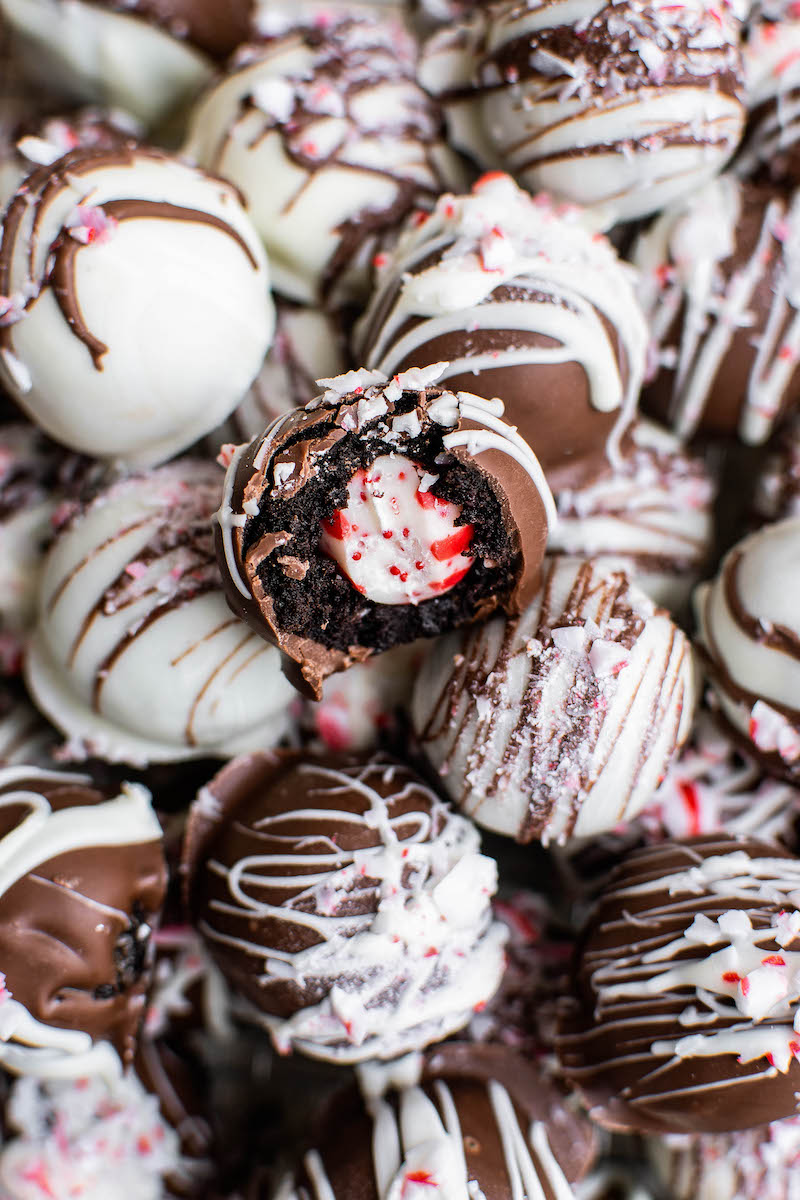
183, 751, 445, 1018
275, 1044, 595, 1200
89, 0, 254, 58
557, 835, 800, 1134
0, 770, 167, 1067
215, 374, 551, 698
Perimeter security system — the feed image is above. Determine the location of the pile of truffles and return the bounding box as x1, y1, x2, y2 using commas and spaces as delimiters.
2, 0, 800, 1197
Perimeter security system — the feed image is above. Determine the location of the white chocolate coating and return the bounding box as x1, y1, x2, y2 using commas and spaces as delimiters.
183, 17, 465, 306
0, 0, 214, 129
0, 687, 57, 767
420, 0, 745, 227
358, 174, 648, 470
412, 556, 698, 843
0, 1071, 183, 1199
0, 147, 274, 467
634, 173, 800, 444
695, 516, 800, 777
548, 420, 716, 615
737, 17, 800, 182
753, 412, 800, 524
26, 461, 296, 766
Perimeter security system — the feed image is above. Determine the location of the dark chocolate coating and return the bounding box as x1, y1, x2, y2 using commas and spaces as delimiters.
0, 771, 167, 1067
183, 751, 443, 1019
216, 379, 550, 698
88, 0, 254, 58
557, 835, 800, 1134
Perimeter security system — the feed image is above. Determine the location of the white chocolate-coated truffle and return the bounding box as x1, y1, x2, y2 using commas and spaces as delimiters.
183, 16, 466, 306
695, 516, 800, 782
420, 0, 745, 227
412, 556, 697, 843
25, 461, 296, 766
649, 1117, 800, 1200
0, 146, 274, 467
0, 0, 215, 129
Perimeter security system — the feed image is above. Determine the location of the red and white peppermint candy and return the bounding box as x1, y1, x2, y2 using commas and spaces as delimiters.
319, 455, 474, 605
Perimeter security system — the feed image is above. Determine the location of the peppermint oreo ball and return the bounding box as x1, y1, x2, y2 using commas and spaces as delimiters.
25, 460, 296, 766
0, 145, 273, 466
634, 174, 800, 444
358, 174, 648, 489
420, 0, 745, 226
0, 764, 166, 1078
753, 413, 800, 524
412, 556, 697, 844
216, 366, 555, 698
737, 17, 800, 187
557, 835, 800, 1134
648, 1116, 800, 1200
183, 15, 465, 307
183, 752, 507, 1063
0, 0, 252, 128
272, 1044, 596, 1200
695, 516, 800, 783
548, 419, 716, 615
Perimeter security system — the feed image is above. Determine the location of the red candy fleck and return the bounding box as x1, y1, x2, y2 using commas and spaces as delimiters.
322, 511, 350, 540
430, 524, 474, 562
762, 955, 786, 967
722, 972, 740, 983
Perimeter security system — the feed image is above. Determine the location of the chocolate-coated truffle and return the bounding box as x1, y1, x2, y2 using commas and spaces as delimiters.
0, 763, 166, 1077
648, 1115, 800, 1200
634, 173, 800, 444
695, 516, 800, 783
753, 412, 800, 524
644, 710, 800, 847
557, 835, 800, 1134
183, 14, 466, 306
548, 419, 716, 615
183, 751, 507, 1063
420, 0, 745, 226
737, 17, 800, 187
412, 556, 697, 843
273, 1044, 596, 1200
358, 174, 648, 490
26, 460, 296, 766
0, 0, 221, 128
216, 366, 555, 698
0, 145, 273, 466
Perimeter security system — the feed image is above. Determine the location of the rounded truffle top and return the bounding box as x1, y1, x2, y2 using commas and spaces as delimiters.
0, 764, 166, 1079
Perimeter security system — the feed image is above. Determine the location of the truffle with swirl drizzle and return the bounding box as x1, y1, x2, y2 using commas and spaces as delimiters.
418, 0, 745, 227
0, 144, 273, 466
268, 1043, 596, 1200
0, 763, 166, 1081
25, 459, 296, 767
633, 173, 800, 444
357, 174, 648, 490
411, 555, 697, 843
695, 515, 800, 784
182, 752, 507, 1063
215, 364, 555, 699
557, 835, 800, 1134
183, 14, 466, 308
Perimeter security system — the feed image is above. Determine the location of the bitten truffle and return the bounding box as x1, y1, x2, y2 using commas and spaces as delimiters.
0, 145, 273, 466
557, 835, 800, 1134
412, 556, 697, 843
419, 0, 745, 226
183, 752, 507, 1063
26, 460, 296, 766
0, 763, 166, 1078
216, 365, 555, 698
183, 14, 465, 307
358, 174, 648, 490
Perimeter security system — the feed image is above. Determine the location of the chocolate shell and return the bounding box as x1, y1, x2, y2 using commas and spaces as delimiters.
695, 516, 800, 784
271, 1043, 596, 1200
358, 174, 648, 491
0, 763, 166, 1076
411, 556, 697, 843
557, 835, 800, 1134
215, 366, 555, 699
182, 750, 506, 1063
634, 174, 800, 444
